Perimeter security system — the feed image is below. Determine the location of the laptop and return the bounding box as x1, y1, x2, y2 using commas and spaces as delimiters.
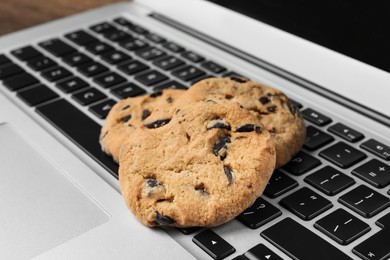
0, 0, 389, 259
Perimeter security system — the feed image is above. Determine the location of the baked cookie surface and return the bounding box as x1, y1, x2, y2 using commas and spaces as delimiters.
119, 102, 276, 227
175, 77, 306, 167
100, 89, 185, 162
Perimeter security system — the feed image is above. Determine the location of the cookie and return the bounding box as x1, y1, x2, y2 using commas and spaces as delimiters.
119, 102, 276, 227
175, 77, 305, 168
100, 89, 185, 162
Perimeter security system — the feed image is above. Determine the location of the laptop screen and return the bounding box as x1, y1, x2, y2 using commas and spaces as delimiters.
207, 0, 390, 73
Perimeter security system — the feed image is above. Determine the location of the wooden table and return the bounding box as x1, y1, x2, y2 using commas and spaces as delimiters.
0, 0, 121, 36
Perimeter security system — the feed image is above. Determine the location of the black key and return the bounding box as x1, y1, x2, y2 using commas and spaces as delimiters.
39, 38, 76, 57
65, 30, 98, 46
319, 142, 367, 168
62, 52, 92, 67
301, 108, 332, 126
103, 29, 133, 43
162, 41, 185, 53
304, 125, 334, 150
120, 38, 149, 51
172, 65, 206, 81
282, 151, 321, 176
263, 169, 298, 198
376, 212, 390, 228
222, 71, 246, 79
201, 61, 227, 74
27, 56, 57, 71
41, 66, 72, 82
111, 82, 146, 98
289, 98, 303, 109
0, 64, 23, 79
17, 84, 59, 106
11, 46, 42, 61
338, 185, 390, 218
244, 244, 283, 260
93, 72, 126, 89
352, 159, 390, 188
279, 187, 332, 220
101, 50, 132, 65
153, 80, 187, 91
0, 54, 11, 65
135, 70, 168, 86
315, 208, 371, 245
153, 56, 185, 70
360, 139, 390, 161
113, 17, 135, 28
191, 74, 212, 85
36, 99, 118, 177
181, 51, 205, 63
328, 123, 364, 142
2, 72, 39, 91
56, 77, 88, 93
118, 60, 149, 75
77, 61, 109, 77
261, 218, 353, 260
145, 32, 166, 43
85, 41, 115, 55
89, 99, 116, 119
353, 228, 390, 260
192, 229, 235, 260
176, 226, 201, 235
304, 166, 355, 196
135, 46, 166, 61
72, 88, 106, 106
125, 23, 148, 35
237, 197, 282, 229
89, 22, 116, 34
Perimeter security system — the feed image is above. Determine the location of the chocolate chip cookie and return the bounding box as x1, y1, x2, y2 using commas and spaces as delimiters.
175, 77, 305, 167
100, 89, 185, 162
119, 102, 276, 227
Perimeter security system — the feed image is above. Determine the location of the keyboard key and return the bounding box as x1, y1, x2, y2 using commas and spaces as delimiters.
11, 46, 42, 61
136, 46, 166, 61
360, 139, 390, 161
89, 99, 117, 119
376, 212, 390, 228
153, 80, 187, 91
237, 197, 281, 229
338, 185, 390, 218
193, 229, 235, 260
72, 88, 106, 106
62, 52, 92, 66
56, 77, 88, 93
201, 61, 227, 74
0, 54, 11, 65
304, 166, 355, 196
89, 22, 116, 34
135, 70, 168, 86
181, 51, 205, 63
301, 108, 332, 126
176, 227, 201, 235
352, 159, 390, 188
41, 66, 72, 82
17, 84, 59, 106
85, 41, 115, 55
101, 50, 132, 65
153, 55, 185, 70
27, 56, 57, 71
328, 123, 364, 142
304, 125, 334, 150
65, 30, 98, 46
282, 151, 321, 176
118, 60, 149, 75
162, 41, 185, 53
353, 228, 390, 260
77, 61, 109, 77
244, 244, 283, 260
39, 38, 77, 57
319, 142, 367, 168
315, 208, 371, 245
3, 72, 39, 91
263, 169, 298, 198
261, 218, 353, 260
36, 99, 118, 177
93, 72, 126, 89
124, 23, 148, 35
280, 187, 332, 220
145, 32, 166, 43
0, 64, 23, 79
103, 29, 133, 43
113, 17, 135, 28
172, 65, 206, 81
120, 38, 149, 51
111, 82, 146, 98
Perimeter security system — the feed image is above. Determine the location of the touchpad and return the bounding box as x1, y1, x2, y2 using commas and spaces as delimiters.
0, 123, 110, 259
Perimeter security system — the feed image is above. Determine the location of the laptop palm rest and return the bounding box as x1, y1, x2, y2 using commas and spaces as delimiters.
0, 123, 110, 259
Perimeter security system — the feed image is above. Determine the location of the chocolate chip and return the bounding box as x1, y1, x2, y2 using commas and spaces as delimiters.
288, 101, 299, 116
267, 105, 277, 113
225, 94, 234, 100
213, 135, 231, 160
145, 118, 171, 129
207, 119, 231, 131
166, 97, 173, 103
195, 183, 209, 196
154, 211, 175, 226
236, 124, 262, 133
230, 76, 247, 83
142, 109, 151, 120
146, 179, 159, 188
121, 104, 130, 111
120, 114, 132, 123
150, 91, 163, 98
259, 96, 270, 105
223, 166, 234, 184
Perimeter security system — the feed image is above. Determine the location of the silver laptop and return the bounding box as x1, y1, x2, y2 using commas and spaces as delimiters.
1, 0, 389, 259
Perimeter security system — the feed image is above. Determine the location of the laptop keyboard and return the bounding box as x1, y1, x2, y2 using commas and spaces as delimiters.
1, 16, 390, 260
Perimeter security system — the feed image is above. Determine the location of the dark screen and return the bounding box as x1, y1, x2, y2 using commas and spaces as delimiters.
207, 0, 390, 73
